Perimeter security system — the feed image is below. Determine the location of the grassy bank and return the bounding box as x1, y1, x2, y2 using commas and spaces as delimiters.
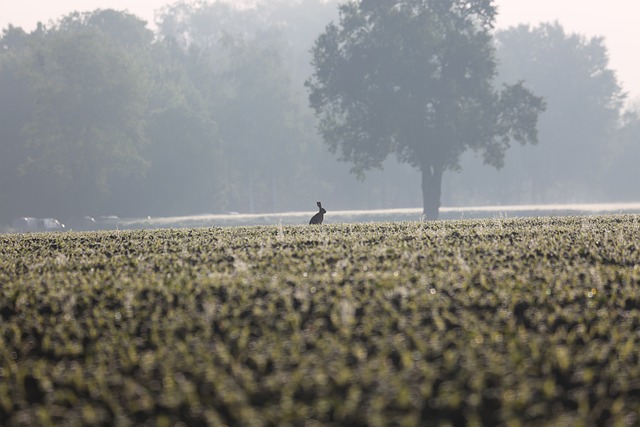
1, 216, 640, 425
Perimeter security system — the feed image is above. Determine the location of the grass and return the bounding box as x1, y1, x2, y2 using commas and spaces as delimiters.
1, 215, 640, 426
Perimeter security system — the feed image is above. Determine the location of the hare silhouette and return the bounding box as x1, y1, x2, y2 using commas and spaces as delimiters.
309, 202, 326, 225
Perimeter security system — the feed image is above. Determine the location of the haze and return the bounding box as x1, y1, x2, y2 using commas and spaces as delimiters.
1, 0, 640, 229
3, 0, 639, 100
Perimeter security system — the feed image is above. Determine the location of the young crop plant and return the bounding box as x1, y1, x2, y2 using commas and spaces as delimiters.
1, 215, 640, 425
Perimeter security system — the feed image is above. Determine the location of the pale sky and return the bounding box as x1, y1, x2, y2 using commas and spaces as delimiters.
2, 0, 639, 101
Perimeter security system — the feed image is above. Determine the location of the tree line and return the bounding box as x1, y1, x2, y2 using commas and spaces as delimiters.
0, 0, 638, 224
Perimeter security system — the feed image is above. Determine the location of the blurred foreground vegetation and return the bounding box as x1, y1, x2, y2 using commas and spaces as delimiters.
2, 216, 640, 425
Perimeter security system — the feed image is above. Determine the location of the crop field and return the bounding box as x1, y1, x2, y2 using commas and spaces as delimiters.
2, 216, 640, 426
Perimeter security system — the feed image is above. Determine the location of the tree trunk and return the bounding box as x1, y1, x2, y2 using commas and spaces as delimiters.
421, 164, 443, 220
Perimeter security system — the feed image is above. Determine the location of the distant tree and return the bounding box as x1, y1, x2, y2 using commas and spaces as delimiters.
602, 104, 640, 201
0, 26, 33, 223
17, 11, 151, 218
113, 37, 224, 216
57, 9, 154, 48
157, 2, 315, 213
491, 23, 626, 203
239, 0, 341, 87
215, 34, 312, 213
306, 0, 545, 219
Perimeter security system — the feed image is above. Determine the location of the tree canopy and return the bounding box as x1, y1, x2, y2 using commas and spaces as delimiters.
0, 12, 151, 220
306, 0, 545, 219
445, 22, 628, 206
496, 23, 625, 201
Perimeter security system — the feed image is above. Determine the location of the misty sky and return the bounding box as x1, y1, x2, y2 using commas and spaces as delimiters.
2, 0, 639, 101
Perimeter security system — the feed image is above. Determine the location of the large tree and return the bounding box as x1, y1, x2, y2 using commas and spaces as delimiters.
306, 0, 545, 219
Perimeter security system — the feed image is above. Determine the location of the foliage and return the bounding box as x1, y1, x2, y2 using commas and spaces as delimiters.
2, 216, 640, 425
448, 23, 626, 205
306, 0, 545, 219
0, 27, 34, 222
0, 4, 336, 222
601, 104, 640, 202
156, 2, 319, 214
22, 28, 149, 193
498, 23, 625, 201
0, 12, 152, 220
106, 37, 224, 217
2, 3, 639, 224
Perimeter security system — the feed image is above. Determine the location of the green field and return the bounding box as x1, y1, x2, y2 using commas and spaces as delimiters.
2, 216, 640, 426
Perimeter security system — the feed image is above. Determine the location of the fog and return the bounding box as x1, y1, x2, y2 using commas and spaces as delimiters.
1, 0, 640, 228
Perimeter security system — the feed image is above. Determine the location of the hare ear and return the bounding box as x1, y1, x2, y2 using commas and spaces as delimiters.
317, 201, 322, 208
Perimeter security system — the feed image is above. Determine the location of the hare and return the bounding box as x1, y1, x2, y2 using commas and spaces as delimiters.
309, 202, 326, 225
